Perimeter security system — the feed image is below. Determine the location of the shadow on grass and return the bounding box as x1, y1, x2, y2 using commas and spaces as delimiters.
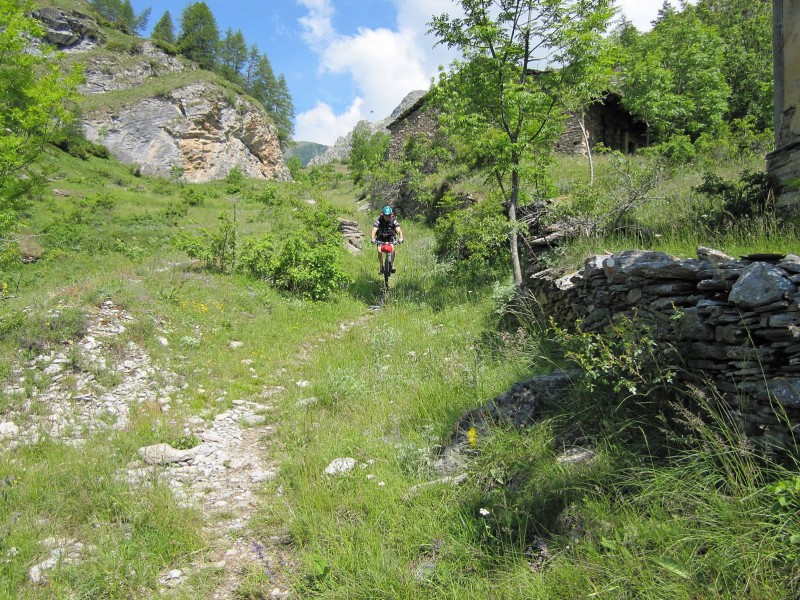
347, 264, 502, 313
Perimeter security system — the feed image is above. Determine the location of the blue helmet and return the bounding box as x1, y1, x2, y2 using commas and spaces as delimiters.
382, 205, 393, 216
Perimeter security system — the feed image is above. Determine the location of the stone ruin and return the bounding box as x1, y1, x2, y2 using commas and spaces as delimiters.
525, 248, 800, 449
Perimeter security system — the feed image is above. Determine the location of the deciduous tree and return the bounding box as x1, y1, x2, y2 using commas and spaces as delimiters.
429, 0, 615, 285
0, 0, 82, 267
619, 6, 729, 141
695, 0, 772, 130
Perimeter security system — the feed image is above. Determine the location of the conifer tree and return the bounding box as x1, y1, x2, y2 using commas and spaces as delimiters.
151, 10, 175, 45
217, 28, 248, 84
178, 2, 219, 71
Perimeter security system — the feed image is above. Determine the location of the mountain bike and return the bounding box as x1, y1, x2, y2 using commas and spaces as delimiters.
375, 239, 402, 288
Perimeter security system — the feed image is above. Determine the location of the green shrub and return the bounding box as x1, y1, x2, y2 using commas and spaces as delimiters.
549, 314, 679, 397
173, 212, 237, 271
692, 169, 777, 224
240, 205, 350, 300
225, 165, 246, 194
268, 235, 350, 300
180, 187, 204, 207
253, 184, 279, 206
434, 196, 511, 279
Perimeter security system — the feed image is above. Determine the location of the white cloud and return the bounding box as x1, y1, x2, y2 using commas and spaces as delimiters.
296, 0, 439, 143
295, 98, 364, 146
616, 0, 698, 32
320, 27, 431, 117
297, 0, 336, 48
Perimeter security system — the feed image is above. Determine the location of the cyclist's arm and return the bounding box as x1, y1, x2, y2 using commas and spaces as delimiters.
395, 226, 404, 242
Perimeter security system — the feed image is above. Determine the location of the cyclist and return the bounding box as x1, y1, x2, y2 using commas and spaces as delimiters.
370, 205, 404, 274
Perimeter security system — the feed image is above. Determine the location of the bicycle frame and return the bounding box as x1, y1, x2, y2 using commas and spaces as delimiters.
377, 241, 396, 287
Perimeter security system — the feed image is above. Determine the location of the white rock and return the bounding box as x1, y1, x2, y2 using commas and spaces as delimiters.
242, 414, 267, 426
251, 469, 277, 483
229, 341, 244, 349
158, 337, 169, 347
139, 443, 198, 465
0, 422, 19, 438
324, 457, 356, 475
295, 397, 318, 409
296, 380, 311, 388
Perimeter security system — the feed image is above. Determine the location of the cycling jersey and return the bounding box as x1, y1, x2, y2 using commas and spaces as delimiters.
374, 216, 400, 241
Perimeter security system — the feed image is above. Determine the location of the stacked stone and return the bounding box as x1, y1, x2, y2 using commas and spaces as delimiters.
337, 219, 363, 254
527, 248, 800, 447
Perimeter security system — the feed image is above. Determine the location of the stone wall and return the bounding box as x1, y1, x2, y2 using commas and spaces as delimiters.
526, 249, 800, 447
555, 96, 647, 155
768, 0, 800, 211
386, 101, 438, 162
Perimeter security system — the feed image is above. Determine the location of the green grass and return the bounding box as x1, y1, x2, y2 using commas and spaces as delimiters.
1, 140, 799, 598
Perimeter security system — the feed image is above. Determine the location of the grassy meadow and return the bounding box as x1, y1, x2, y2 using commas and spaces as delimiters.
0, 145, 799, 598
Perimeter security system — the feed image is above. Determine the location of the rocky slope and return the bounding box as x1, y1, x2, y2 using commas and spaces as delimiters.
34, 6, 290, 183
308, 89, 427, 166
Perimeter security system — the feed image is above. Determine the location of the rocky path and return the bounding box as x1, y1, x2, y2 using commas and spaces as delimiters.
0, 300, 293, 598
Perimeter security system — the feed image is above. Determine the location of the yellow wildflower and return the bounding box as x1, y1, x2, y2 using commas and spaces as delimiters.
467, 427, 477, 448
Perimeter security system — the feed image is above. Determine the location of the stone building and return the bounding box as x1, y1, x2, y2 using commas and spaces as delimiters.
768, 0, 800, 211
386, 92, 646, 161
555, 93, 647, 155
385, 94, 437, 162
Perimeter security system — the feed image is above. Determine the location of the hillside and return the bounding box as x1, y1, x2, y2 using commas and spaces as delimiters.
284, 141, 329, 166
33, 2, 289, 182
2, 1, 799, 598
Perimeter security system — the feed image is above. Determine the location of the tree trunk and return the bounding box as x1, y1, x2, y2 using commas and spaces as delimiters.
509, 169, 523, 286
578, 114, 594, 186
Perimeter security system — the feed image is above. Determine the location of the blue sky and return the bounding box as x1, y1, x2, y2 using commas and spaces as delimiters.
131, 1, 677, 146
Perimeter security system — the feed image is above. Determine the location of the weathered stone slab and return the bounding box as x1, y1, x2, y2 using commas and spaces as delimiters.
729, 262, 796, 309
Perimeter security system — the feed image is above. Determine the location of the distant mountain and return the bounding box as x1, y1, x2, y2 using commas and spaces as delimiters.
284, 141, 329, 166
308, 90, 427, 166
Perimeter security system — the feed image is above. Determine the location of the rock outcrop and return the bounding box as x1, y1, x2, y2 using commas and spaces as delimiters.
32, 6, 103, 51
83, 81, 291, 182
33, 7, 290, 183
79, 40, 187, 94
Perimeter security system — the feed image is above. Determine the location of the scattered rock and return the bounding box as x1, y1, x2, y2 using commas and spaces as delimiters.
139, 443, 198, 465
324, 458, 356, 475
295, 397, 318, 409
0, 422, 19, 439
556, 447, 595, 464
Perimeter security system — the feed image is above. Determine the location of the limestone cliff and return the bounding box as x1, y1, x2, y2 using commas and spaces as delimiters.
83, 82, 290, 182
33, 6, 290, 183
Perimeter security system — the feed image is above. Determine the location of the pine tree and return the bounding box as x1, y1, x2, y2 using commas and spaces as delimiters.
271, 74, 295, 144
217, 28, 248, 84
178, 2, 219, 71
151, 11, 175, 45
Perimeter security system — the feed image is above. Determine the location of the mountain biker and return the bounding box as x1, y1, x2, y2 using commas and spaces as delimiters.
370, 205, 404, 274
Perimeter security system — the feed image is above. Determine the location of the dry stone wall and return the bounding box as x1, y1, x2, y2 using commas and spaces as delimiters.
526, 248, 800, 447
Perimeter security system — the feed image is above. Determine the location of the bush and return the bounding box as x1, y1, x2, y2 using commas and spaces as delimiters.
692, 170, 777, 224
240, 205, 350, 300
173, 212, 237, 271
434, 196, 511, 280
